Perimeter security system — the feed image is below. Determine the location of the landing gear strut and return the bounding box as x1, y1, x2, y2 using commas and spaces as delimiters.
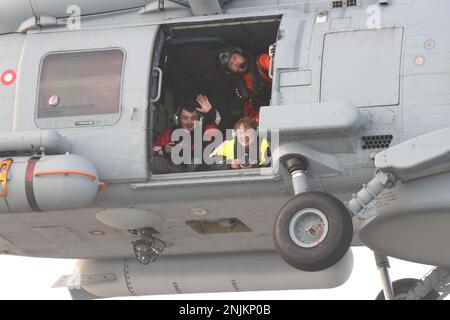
376, 278, 440, 300
132, 228, 166, 265
374, 253, 447, 300
374, 252, 395, 300
273, 155, 353, 271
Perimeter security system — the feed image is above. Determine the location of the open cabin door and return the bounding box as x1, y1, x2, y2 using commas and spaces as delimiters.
14, 25, 159, 182
270, 10, 313, 106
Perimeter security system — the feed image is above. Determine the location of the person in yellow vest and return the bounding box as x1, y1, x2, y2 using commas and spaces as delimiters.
211, 117, 271, 169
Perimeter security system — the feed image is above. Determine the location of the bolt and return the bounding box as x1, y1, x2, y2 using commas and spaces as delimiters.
306, 225, 317, 237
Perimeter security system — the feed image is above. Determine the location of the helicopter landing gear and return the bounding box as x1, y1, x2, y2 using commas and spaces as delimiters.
374, 252, 395, 300
273, 155, 353, 271
376, 278, 440, 300
374, 253, 447, 300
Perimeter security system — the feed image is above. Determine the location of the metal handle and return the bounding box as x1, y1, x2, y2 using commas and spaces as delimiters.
34, 170, 107, 192
0, 159, 13, 197
151, 67, 163, 103
35, 170, 97, 181
268, 58, 274, 79
268, 43, 276, 80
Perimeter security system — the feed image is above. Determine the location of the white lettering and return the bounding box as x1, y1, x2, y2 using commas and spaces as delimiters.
203, 128, 223, 165
66, 5, 81, 30
367, 5, 381, 30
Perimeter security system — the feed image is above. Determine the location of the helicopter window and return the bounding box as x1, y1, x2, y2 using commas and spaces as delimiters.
37, 49, 124, 120
150, 18, 280, 175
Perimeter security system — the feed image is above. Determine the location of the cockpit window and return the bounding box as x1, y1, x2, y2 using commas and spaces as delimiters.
37, 49, 124, 124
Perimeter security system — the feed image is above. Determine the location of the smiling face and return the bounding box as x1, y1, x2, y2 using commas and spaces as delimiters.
227, 52, 248, 74
235, 124, 257, 148
179, 108, 200, 132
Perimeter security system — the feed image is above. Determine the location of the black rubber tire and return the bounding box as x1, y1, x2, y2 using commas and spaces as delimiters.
376, 278, 440, 300
273, 191, 353, 272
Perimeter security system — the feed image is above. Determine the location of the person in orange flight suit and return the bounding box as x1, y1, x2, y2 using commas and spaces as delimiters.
219, 46, 273, 124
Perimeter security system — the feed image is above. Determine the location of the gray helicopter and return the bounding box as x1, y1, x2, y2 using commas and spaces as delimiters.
1, 0, 450, 300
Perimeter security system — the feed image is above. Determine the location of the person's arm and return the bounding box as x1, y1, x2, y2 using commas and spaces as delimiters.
196, 95, 221, 126
256, 53, 272, 83
152, 129, 172, 155
259, 139, 272, 167
260, 146, 271, 167
257, 53, 271, 73
209, 140, 232, 167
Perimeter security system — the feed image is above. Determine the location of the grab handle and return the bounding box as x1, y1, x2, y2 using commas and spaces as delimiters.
35, 170, 97, 181
0, 159, 13, 197
151, 67, 163, 103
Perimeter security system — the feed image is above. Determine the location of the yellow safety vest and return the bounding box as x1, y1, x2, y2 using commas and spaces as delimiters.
210, 138, 270, 166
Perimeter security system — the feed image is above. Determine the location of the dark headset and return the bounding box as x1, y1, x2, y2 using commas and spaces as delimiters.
173, 106, 204, 126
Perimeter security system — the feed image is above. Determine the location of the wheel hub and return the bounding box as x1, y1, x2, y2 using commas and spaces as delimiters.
289, 208, 329, 248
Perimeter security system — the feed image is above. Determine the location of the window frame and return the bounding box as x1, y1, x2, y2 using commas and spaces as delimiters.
148, 18, 280, 177
35, 48, 126, 129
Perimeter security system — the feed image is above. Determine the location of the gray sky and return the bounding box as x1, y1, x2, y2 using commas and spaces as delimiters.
0, 247, 435, 300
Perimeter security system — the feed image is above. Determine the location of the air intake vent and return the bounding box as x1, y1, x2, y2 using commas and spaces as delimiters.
362, 135, 393, 150
347, 0, 358, 7
332, 1, 344, 7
